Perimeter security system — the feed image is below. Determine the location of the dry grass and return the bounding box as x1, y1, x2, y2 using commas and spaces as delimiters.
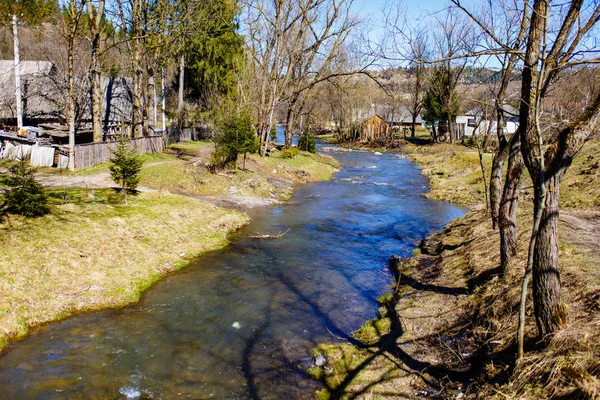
408, 143, 494, 207
0, 189, 249, 352
407, 137, 600, 211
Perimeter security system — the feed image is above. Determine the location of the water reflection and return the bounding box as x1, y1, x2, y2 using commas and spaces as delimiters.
0, 146, 466, 399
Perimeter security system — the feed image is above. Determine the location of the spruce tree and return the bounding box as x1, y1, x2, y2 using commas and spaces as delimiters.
2, 160, 50, 218
109, 135, 143, 202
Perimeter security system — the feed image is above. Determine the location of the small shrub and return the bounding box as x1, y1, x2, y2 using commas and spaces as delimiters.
212, 110, 258, 171
282, 147, 299, 159
463, 135, 479, 148
298, 133, 316, 153
109, 135, 143, 199
2, 160, 50, 217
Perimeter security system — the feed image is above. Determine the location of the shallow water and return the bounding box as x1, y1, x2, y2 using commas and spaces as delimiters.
0, 146, 466, 399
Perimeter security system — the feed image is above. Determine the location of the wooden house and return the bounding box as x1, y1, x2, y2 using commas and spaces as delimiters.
360, 115, 389, 142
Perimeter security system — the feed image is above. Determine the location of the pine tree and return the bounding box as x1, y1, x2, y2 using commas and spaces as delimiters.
2, 160, 50, 218
212, 111, 258, 170
109, 136, 143, 202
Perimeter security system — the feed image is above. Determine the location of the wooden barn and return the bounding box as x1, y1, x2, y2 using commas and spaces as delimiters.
360, 115, 389, 142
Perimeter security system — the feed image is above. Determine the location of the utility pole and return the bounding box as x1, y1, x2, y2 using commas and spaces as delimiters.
12, 13, 23, 129
161, 66, 167, 136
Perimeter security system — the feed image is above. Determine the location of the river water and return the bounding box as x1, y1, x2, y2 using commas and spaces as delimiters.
0, 145, 466, 399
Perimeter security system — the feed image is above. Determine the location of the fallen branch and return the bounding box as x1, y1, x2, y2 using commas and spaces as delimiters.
249, 227, 292, 239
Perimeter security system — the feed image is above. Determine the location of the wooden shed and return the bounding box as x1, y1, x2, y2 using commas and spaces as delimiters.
360, 115, 389, 142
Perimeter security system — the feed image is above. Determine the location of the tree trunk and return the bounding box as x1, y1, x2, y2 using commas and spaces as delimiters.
178, 53, 185, 128
67, 34, 76, 170
132, 0, 143, 138
12, 14, 23, 129
499, 135, 523, 272
490, 135, 511, 229
533, 175, 567, 337
146, 64, 155, 134
411, 115, 416, 138
88, 0, 105, 142
285, 97, 297, 149
161, 66, 167, 134
90, 45, 103, 141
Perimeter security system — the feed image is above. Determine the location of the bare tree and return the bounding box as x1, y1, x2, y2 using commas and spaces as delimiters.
279, 0, 359, 148
85, 0, 105, 142
63, 0, 86, 169
451, 0, 531, 270
242, 0, 366, 152
514, 0, 600, 356
432, 8, 474, 143
382, 3, 429, 139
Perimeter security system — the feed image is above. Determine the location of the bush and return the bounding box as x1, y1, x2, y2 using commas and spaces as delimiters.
212, 110, 258, 170
2, 160, 49, 217
282, 147, 299, 159
109, 135, 143, 197
298, 133, 316, 153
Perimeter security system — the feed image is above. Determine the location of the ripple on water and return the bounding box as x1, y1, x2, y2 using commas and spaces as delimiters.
0, 146, 467, 399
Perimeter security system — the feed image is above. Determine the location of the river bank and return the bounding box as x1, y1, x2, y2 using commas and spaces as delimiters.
0, 141, 339, 353
311, 137, 600, 399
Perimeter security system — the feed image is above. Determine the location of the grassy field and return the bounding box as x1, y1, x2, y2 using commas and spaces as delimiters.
0, 189, 248, 352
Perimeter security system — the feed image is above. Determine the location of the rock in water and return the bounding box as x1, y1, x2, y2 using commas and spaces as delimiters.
232, 321, 241, 329
315, 354, 326, 367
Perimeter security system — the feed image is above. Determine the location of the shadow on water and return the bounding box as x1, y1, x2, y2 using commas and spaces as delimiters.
0, 144, 467, 399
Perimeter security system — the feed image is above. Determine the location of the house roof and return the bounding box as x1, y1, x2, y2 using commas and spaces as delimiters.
1, 60, 133, 123
465, 103, 519, 119
357, 104, 423, 125
0, 60, 57, 119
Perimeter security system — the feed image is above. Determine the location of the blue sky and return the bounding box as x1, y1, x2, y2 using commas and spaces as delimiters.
351, 0, 449, 23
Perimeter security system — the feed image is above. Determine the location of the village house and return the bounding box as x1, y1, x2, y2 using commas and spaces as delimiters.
354, 104, 424, 142
0, 60, 159, 169
456, 104, 519, 138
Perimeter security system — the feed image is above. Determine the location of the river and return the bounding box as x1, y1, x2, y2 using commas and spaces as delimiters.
0, 144, 466, 399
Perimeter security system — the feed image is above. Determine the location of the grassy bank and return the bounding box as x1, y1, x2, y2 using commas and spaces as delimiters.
0, 189, 249, 352
406, 137, 600, 210
0, 140, 340, 353
139, 141, 339, 200
311, 137, 600, 399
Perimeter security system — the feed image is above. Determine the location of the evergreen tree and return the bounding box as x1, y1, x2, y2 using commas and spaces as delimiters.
184, 0, 243, 107
109, 136, 143, 201
212, 110, 258, 170
2, 160, 50, 218
298, 133, 316, 153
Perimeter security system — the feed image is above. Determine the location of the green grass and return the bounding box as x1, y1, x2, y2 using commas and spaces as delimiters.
139, 147, 339, 199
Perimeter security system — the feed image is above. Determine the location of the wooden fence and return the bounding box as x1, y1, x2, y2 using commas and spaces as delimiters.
73, 135, 165, 170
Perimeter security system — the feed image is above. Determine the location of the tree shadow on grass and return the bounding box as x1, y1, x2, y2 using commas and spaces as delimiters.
315, 255, 521, 399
